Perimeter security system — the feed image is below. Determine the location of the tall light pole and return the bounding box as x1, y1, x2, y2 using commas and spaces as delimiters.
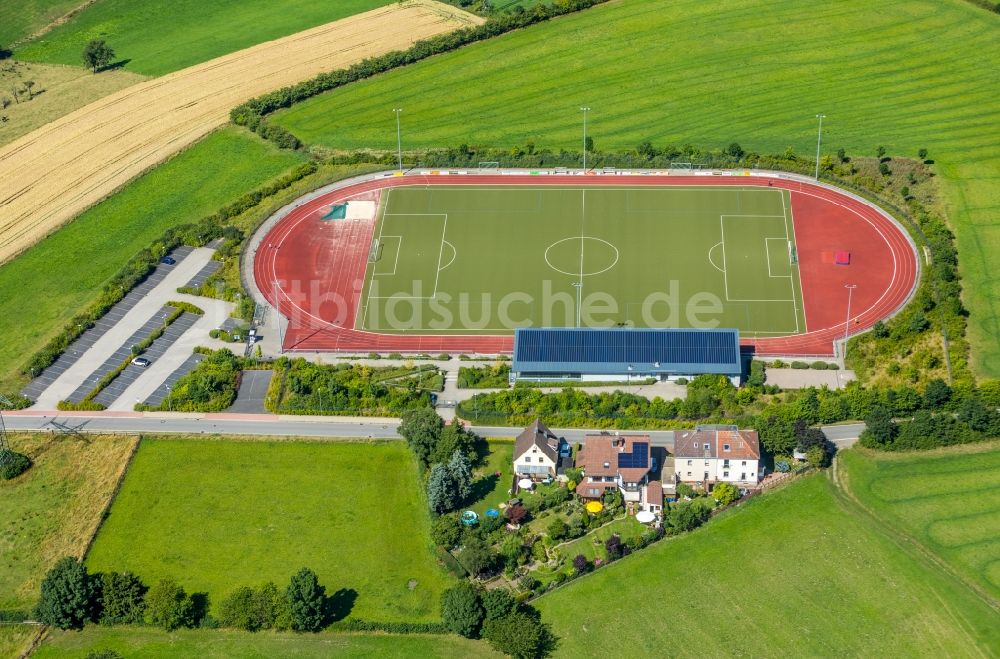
572, 281, 583, 327
580, 106, 590, 171
843, 283, 857, 360
393, 108, 403, 173
814, 114, 826, 180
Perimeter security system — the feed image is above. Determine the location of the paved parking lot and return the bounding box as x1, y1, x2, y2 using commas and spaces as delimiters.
93, 312, 201, 407
182, 259, 221, 290
21, 247, 193, 400
228, 370, 273, 413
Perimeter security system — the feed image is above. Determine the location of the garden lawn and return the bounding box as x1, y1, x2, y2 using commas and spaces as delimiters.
535, 473, 1000, 656
555, 516, 644, 563
840, 442, 1000, 602
0, 433, 137, 609
36, 626, 499, 659
467, 439, 513, 517
273, 0, 1000, 376
15, 0, 392, 75
84, 438, 452, 623
0, 127, 304, 393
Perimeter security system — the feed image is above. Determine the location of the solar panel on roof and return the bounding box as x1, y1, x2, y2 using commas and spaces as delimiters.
618, 442, 649, 469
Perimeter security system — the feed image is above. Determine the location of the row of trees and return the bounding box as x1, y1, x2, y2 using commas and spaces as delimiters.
35, 557, 330, 633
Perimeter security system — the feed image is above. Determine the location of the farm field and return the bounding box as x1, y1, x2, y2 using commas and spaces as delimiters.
15, 0, 394, 76
0, 433, 137, 610
273, 0, 1000, 376
0, 1, 477, 268
36, 627, 499, 659
0, 0, 79, 46
85, 438, 452, 623
0, 128, 304, 393
0, 60, 147, 148
840, 442, 1000, 602
360, 185, 805, 335
534, 473, 1000, 656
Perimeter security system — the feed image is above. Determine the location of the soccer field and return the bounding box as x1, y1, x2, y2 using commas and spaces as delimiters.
358, 185, 806, 336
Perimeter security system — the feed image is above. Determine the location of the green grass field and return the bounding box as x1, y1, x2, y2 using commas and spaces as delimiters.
841, 443, 1000, 603
85, 438, 451, 623
0, 128, 304, 393
274, 0, 1000, 375
467, 439, 514, 517
15, 0, 391, 76
0, 434, 137, 610
534, 473, 1000, 656
0, 0, 81, 46
0, 625, 37, 659
36, 627, 498, 659
360, 185, 804, 335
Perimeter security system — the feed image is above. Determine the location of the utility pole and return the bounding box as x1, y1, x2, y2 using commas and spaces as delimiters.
393, 108, 403, 173
580, 106, 590, 171
843, 283, 857, 360
814, 114, 826, 180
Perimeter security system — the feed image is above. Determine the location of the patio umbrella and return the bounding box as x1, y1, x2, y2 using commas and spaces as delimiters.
636, 511, 656, 524
517, 478, 534, 490
585, 501, 604, 514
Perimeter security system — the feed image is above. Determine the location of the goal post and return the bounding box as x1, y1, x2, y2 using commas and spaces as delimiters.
368, 239, 380, 263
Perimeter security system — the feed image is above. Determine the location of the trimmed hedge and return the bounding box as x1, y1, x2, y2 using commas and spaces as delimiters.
164, 301, 205, 315
337, 619, 449, 634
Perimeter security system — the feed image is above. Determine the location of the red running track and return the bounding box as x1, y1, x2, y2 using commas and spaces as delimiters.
253, 174, 918, 356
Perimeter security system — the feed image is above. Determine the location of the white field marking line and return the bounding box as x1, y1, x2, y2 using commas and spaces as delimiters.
359, 188, 393, 331
707, 242, 725, 273
780, 189, 804, 334
433, 213, 449, 297
365, 214, 447, 300
544, 236, 620, 277
719, 214, 796, 304
371, 235, 402, 276
579, 189, 586, 284
764, 238, 793, 279
439, 240, 457, 271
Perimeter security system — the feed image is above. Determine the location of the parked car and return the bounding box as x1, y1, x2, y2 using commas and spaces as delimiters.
160, 256, 176, 265
131, 357, 151, 367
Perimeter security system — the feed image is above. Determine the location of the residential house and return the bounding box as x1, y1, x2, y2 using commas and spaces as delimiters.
673, 427, 763, 489
513, 419, 562, 480
576, 434, 663, 513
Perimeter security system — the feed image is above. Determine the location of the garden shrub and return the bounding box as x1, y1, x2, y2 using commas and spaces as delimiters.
0, 450, 31, 479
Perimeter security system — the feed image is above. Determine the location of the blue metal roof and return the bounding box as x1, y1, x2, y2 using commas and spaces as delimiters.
512, 328, 741, 376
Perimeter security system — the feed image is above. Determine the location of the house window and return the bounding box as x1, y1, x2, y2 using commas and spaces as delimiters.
723, 444, 730, 451
588, 488, 599, 496
742, 460, 747, 466
723, 471, 729, 478
524, 457, 531, 463
703, 443, 710, 450
686, 471, 691, 476
687, 460, 692, 466
532, 447, 537, 452
741, 473, 746, 480
704, 460, 709, 466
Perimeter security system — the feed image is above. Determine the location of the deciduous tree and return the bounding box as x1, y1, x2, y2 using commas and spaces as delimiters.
82, 40, 115, 73
441, 583, 482, 637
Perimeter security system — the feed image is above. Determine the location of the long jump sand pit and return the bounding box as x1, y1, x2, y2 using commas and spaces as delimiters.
0, 0, 480, 264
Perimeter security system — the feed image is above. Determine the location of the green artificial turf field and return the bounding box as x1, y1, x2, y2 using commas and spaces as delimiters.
84, 438, 451, 623
15, 0, 391, 76
273, 0, 1000, 375
0, 127, 305, 393
359, 185, 804, 335
36, 627, 499, 659
534, 473, 1000, 656
841, 443, 1000, 602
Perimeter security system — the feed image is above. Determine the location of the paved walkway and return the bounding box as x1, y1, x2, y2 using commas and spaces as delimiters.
32, 249, 215, 408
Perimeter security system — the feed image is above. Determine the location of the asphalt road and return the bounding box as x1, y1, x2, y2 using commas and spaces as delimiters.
1, 412, 863, 447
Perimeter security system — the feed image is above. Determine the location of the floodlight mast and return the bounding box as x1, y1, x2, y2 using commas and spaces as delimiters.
393, 108, 403, 173
0, 393, 13, 457
814, 114, 826, 180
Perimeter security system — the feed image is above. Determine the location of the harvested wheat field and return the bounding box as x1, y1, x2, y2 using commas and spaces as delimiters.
0, 0, 479, 264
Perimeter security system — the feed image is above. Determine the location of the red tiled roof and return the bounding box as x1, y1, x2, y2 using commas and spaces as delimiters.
716, 430, 760, 460
645, 480, 664, 507
578, 434, 651, 481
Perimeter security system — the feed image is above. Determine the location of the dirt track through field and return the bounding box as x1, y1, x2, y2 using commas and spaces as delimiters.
0, 0, 480, 265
